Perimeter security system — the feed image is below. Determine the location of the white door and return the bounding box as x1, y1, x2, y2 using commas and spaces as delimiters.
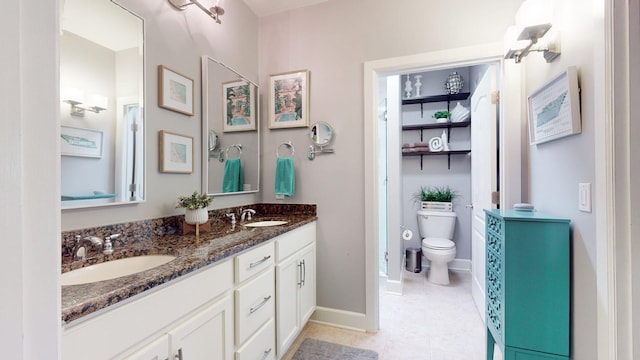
470, 65, 498, 322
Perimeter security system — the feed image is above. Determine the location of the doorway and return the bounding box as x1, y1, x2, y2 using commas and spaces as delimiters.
364, 43, 524, 333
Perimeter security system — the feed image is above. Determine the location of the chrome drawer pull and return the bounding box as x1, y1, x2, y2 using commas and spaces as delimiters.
175, 348, 183, 360
261, 348, 272, 360
249, 255, 271, 269
250, 295, 272, 314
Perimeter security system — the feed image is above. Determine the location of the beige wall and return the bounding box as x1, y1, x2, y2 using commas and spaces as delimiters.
258, 0, 521, 313
61, 0, 260, 230
524, 1, 602, 358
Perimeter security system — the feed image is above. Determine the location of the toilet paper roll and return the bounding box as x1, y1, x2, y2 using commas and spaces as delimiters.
402, 229, 413, 241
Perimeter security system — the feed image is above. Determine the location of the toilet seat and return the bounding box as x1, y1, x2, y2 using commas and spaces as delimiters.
422, 237, 455, 250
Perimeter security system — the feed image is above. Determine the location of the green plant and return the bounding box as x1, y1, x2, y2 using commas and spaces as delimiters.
176, 191, 212, 210
413, 185, 457, 204
432, 111, 451, 119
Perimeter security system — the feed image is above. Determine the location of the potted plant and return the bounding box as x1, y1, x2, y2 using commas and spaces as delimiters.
176, 191, 213, 224
413, 185, 457, 211
432, 110, 451, 123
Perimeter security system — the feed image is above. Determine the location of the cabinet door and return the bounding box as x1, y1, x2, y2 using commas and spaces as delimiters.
275, 255, 300, 357
168, 295, 233, 360
119, 335, 169, 360
298, 244, 316, 326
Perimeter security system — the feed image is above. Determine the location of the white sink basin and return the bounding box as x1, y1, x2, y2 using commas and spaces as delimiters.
244, 220, 288, 228
61, 255, 176, 286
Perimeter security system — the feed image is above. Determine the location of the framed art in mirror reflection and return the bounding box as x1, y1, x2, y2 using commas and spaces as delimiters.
222, 80, 256, 132
60, 125, 104, 158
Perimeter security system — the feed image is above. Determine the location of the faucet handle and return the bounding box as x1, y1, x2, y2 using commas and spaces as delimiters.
226, 213, 236, 224
103, 238, 114, 255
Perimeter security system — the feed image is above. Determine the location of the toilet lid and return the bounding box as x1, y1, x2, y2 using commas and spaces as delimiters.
423, 237, 455, 250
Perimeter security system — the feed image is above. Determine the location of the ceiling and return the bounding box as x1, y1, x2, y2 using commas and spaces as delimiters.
242, 0, 328, 17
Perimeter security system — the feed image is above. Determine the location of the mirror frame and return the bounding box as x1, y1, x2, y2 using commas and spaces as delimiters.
310, 121, 334, 146
61, 0, 146, 210
201, 56, 260, 196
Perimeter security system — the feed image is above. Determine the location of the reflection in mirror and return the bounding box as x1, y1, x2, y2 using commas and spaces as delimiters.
307, 122, 335, 160
60, 0, 144, 208
310, 122, 334, 146
202, 56, 259, 196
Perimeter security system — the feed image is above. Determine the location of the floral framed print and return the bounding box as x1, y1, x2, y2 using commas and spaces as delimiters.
159, 130, 193, 173
60, 125, 103, 158
222, 80, 257, 132
527, 66, 581, 145
268, 70, 309, 129
158, 65, 194, 116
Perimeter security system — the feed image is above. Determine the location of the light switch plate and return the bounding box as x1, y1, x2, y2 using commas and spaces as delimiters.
579, 183, 592, 212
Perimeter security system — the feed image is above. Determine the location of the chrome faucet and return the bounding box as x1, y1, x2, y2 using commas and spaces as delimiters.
240, 209, 256, 222
72, 234, 120, 261
226, 213, 237, 225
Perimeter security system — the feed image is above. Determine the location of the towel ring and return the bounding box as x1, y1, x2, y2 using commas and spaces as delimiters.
277, 141, 295, 158
225, 144, 242, 160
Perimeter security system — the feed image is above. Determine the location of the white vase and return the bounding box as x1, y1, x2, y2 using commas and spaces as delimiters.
184, 208, 209, 225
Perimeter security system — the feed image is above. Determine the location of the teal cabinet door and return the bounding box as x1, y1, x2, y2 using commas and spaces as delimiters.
485, 209, 570, 360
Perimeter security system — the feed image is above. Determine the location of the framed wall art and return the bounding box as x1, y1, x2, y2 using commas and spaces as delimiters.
60, 125, 104, 158
222, 80, 256, 132
527, 66, 581, 145
268, 70, 309, 129
159, 130, 194, 173
158, 65, 194, 116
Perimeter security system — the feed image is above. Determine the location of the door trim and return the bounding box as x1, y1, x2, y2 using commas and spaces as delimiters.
363, 42, 521, 332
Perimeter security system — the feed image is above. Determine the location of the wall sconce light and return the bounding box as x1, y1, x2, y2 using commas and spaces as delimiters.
504, 0, 560, 63
62, 88, 108, 117
168, 0, 225, 24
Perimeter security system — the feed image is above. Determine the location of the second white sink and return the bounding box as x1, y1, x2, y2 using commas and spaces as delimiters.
62, 255, 176, 286
244, 220, 288, 228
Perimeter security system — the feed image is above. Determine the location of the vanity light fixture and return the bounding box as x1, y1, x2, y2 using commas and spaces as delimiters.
504, 0, 560, 63
168, 0, 225, 24
62, 88, 108, 117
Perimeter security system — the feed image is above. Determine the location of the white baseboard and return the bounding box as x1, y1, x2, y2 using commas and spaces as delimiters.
422, 258, 471, 272
310, 306, 367, 332
385, 278, 403, 295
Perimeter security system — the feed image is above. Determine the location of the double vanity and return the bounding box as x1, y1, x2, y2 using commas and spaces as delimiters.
61, 204, 317, 360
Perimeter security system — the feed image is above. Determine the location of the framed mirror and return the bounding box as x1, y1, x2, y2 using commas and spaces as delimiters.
60, 0, 145, 209
202, 56, 260, 196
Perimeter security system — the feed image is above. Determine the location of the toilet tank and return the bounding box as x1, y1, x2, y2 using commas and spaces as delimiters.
417, 210, 457, 239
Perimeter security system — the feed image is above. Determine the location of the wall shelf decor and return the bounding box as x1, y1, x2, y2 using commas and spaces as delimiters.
402, 92, 470, 118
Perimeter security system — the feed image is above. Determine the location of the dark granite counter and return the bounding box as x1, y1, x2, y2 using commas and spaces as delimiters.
61, 204, 316, 325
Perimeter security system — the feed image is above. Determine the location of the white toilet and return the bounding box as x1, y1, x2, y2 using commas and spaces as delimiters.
417, 210, 457, 285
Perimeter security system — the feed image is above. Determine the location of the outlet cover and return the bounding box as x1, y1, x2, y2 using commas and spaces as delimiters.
275, 194, 284, 200
579, 183, 592, 212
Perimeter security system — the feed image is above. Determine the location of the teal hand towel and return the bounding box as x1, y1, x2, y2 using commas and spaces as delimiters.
274, 157, 295, 196
222, 158, 243, 193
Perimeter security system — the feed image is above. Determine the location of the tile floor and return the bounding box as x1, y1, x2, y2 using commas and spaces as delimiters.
282, 269, 503, 360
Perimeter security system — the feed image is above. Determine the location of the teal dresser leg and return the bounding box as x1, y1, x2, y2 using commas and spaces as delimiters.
486, 328, 495, 360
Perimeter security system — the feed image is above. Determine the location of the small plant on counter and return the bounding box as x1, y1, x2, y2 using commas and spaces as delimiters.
176, 191, 213, 210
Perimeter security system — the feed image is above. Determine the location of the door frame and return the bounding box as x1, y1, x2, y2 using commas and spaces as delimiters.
363, 42, 523, 332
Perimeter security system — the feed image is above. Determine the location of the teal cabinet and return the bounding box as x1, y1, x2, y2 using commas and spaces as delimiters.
485, 209, 570, 360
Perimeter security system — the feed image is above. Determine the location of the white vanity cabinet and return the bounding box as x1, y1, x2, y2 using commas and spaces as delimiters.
63, 259, 234, 360
275, 223, 316, 358
121, 295, 233, 360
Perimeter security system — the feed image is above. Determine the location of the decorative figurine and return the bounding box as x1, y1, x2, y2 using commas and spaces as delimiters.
445, 72, 464, 94
404, 74, 413, 98
414, 75, 423, 97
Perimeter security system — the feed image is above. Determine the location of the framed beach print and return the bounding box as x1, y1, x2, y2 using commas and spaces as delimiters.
527, 66, 581, 145
158, 65, 194, 116
268, 70, 309, 129
222, 80, 257, 132
60, 125, 103, 158
159, 130, 193, 173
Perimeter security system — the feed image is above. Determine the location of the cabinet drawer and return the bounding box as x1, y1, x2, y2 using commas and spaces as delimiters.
235, 268, 275, 345
236, 242, 275, 284
275, 222, 316, 261
235, 319, 275, 360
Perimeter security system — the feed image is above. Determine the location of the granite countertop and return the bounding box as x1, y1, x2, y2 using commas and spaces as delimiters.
61, 213, 317, 325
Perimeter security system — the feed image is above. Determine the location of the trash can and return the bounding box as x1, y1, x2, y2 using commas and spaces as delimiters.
405, 248, 422, 273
